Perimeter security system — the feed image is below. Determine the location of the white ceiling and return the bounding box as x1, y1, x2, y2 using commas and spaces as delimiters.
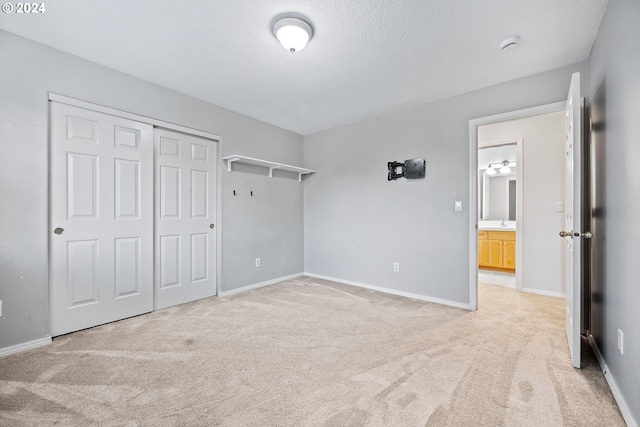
0, 0, 608, 135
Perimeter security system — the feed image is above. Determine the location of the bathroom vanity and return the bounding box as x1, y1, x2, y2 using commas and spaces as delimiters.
478, 223, 516, 272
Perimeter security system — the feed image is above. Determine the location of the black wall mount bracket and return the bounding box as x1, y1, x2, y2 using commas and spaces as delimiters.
387, 158, 425, 181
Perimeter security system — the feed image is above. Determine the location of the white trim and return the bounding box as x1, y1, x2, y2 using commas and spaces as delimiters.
218, 273, 304, 297
48, 93, 220, 141
588, 335, 639, 427
0, 336, 52, 357
304, 273, 472, 310
469, 101, 566, 310
521, 287, 565, 298
215, 138, 223, 297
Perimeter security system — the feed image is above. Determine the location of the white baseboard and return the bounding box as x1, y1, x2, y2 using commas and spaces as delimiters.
218, 272, 304, 297
521, 287, 565, 298
0, 336, 52, 357
588, 334, 638, 427
303, 272, 472, 310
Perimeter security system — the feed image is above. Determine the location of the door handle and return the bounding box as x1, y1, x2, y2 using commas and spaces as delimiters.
54, 227, 64, 235
574, 231, 593, 239
559, 230, 573, 238
209, 224, 215, 229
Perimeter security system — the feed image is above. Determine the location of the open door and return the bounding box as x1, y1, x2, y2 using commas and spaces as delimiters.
561, 72, 590, 368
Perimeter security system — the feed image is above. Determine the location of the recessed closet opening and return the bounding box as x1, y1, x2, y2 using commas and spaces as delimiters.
48, 94, 221, 337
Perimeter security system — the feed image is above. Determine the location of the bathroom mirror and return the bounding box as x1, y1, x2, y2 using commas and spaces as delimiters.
478, 144, 517, 220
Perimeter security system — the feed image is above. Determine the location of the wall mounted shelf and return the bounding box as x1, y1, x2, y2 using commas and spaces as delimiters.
222, 155, 316, 182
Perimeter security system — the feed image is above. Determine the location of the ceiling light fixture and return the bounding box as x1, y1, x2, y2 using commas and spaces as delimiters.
485, 160, 515, 175
273, 16, 313, 53
500, 36, 520, 51
499, 160, 512, 174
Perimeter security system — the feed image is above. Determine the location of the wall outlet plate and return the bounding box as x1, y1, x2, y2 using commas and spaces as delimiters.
255, 258, 261, 268
393, 262, 400, 272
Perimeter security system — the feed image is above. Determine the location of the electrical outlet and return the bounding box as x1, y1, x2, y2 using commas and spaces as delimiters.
454, 201, 463, 212
618, 329, 624, 354
393, 262, 400, 272
255, 258, 261, 268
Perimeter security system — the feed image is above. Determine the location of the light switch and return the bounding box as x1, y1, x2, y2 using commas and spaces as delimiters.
555, 202, 564, 212
454, 201, 463, 212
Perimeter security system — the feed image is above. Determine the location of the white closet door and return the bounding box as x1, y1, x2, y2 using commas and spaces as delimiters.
154, 128, 217, 309
50, 102, 154, 336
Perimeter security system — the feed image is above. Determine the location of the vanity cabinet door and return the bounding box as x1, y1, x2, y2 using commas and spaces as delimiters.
503, 240, 516, 270
478, 238, 491, 266
487, 239, 504, 268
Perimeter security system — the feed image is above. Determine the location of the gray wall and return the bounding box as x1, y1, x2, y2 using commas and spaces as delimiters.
0, 30, 304, 349
588, 0, 640, 422
304, 62, 587, 305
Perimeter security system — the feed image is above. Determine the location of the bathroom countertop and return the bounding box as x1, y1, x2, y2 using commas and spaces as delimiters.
479, 226, 516, 231
478, 220, 516, 231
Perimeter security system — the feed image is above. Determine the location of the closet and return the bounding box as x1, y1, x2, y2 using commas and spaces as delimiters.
49, 101, 217, 336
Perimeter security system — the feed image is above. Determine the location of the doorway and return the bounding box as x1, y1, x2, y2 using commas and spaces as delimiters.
477, 139, 522, 291
468, 102, 566, 310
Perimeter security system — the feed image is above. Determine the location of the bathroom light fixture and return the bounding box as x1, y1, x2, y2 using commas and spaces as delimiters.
273, 16, 313, 53
485, 160, 515, 175
499, 160, 511, 174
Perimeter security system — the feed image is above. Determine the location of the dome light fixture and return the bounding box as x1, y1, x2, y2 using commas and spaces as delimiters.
499, 160, 512, 174
273, 16, 313, 53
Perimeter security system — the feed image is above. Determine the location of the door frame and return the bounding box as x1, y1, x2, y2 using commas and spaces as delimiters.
47, 93, 222, 298
468, 101, 565, 310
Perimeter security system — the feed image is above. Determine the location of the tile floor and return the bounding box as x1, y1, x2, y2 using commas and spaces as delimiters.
478, 269, 516, 288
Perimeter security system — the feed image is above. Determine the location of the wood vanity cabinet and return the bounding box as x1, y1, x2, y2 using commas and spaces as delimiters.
478, 230, 515, 272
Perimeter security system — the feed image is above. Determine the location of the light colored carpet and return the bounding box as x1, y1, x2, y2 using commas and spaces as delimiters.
0, 277, 624, 426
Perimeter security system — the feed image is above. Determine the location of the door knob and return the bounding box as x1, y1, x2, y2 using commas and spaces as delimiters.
574, 231, 593, 239
209, 224, 215, 229
54, 227, 64, 235
559, 231, 573, 238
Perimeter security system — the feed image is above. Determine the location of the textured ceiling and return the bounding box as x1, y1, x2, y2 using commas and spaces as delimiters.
0, 0, 608, 135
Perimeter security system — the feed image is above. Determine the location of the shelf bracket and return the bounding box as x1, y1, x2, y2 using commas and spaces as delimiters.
268, 165, 282, 178
226, 158, 239, 172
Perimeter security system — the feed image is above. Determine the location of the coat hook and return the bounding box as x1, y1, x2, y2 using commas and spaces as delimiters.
233, 190, 236, 196
250, 191, 253, 197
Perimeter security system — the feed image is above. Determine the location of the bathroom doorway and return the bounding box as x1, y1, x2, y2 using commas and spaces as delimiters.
477, 140, 521, 290
468, 103, 567, 309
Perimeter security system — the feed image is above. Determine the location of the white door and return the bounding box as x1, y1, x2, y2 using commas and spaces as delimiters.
562, 72, 584, 368
154, 128, 217, 309
50, 103, 154, 336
